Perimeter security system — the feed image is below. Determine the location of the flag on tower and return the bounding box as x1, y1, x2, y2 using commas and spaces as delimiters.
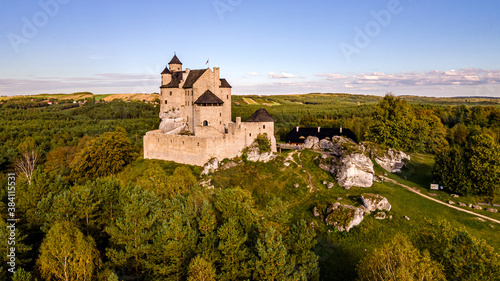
206, 59, 209, 65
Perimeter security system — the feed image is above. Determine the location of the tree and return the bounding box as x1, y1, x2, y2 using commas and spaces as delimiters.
256, 133, 271, 153
253, 227, 293, 281
443, 231, 500, 281
38, 220, 101, 281
286, 220, 319, 280
71, 130, 135, 182
15, 137, 39, 185
357, 234, 445, 281
106, 186, 162, 278
465, 134, 500, 197
449, 123, 468, 145
187, 256, 216, 281
433, 146, 472, 194
15, 151, 38, 186
197, 201, 218, 261
217, 218, 252, 280
12, 268, 33, 281
365, 94, 418, 151
44, 146, 77, 179
148, 211, 198, 280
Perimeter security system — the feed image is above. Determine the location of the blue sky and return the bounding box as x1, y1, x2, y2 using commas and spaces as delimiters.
1, 0, 499, 97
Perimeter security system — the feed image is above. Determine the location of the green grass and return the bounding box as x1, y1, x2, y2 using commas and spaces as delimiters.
207, 149, 500, 280
94, 94, 113, 101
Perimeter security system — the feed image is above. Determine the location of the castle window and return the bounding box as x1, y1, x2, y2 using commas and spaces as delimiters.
197, 143, 199, 146
165, 100, 167, 104
220, 121, 222, 124
263, 125, 266, 129
227, 95, 229, 99
203, 120, 208, 126
170, 91, 172, 96
220, 113, 221, 117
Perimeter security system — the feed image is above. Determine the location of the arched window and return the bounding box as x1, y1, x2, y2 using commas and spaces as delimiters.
203, 120, 208, 126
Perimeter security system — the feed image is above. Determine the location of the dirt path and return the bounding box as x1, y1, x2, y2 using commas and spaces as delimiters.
297, 152, 315, 192
381, 176, 500, 224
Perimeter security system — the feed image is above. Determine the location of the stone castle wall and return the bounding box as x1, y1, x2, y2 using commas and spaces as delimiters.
144, 121, 277, 166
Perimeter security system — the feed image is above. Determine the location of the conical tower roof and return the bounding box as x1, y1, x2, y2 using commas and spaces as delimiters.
169, 54, 182, 65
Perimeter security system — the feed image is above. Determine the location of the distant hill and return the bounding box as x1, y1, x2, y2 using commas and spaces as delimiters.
0, 92, 160, 102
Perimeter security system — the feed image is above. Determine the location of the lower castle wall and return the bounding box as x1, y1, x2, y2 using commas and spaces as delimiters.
144, 121, 277, 166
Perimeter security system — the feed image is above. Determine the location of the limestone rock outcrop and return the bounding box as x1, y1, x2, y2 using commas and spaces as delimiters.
246, 147, 275, 163
361, 193, 391, 212
324, 203, 364, 232
374, 148, 410, 173
337, 153, 374, 189
201, 158, 219, 175
159, 110, 188, 134
303, 136, 319, 149
319, 139, 333, 150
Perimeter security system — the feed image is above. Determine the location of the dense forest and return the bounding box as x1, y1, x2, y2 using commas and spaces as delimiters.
0, 93, 499, 280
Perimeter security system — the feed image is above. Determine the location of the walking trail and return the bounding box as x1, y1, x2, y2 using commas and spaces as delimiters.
381, 176, 500, 224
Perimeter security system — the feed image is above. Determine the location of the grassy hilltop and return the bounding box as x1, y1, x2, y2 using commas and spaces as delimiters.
0, 92, 499, 280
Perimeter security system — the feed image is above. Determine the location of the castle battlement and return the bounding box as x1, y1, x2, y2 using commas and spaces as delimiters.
144, 55, 276, 166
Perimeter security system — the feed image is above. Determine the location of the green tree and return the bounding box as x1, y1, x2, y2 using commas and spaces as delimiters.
432, 146, 472, 194
357, 234, 445, 281
286, 220, 319, 280
44, 146, 77, 179
449, 123, 468, 145
38, 220, 101, 281
187, 255, 217, 281
12, 268, 33, 281
217, 218, 252, 280
71, 130, 135, 182
148, 211, 198, 280
106, 186, 162, 278
197, 201, 218, 261
256, 133, 271, 153
365, 94, 418, 151
465, 134, 500, 197
253, 227, 293, 281
443, 231, 500, 281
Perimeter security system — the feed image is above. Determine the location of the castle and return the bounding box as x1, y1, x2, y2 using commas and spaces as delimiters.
143, 55, 277, 166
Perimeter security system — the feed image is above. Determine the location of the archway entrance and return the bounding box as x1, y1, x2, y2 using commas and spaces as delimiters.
203, 120, 208, 126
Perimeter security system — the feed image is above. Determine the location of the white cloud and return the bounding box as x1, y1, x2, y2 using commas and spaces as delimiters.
268, 71, 295, 79
246, 72, 261, 76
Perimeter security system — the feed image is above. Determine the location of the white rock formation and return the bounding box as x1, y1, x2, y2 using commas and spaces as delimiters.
303, 136, 319, 149
361, 193, 392, 212
324, 203, 364, 232
374, 148, 410, 173
319, 163, 336, 174
159, 110, 188, 134
201, 158, 219, 175
246, 147, 275, 163
337, 153, 374, 189
319, 139, 334, 150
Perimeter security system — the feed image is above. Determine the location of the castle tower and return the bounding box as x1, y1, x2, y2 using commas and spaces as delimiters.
168, 54, 182, 72
160, 54, 185, 114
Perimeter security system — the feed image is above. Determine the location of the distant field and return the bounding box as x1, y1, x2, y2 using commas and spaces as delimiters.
101, 93, 159, 102
1, 92, 159, 102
